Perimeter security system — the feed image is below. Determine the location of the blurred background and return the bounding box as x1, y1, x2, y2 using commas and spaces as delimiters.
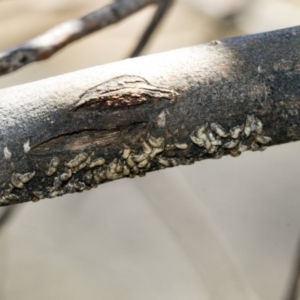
1, 0, 300, 299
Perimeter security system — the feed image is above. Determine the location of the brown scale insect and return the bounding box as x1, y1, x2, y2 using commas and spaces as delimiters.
11, 171, 35, 189
190, 135, 204, 147
122, 145, 131, 159
157, 156, 170, 167
148, 135, 164, 148
89, 157, 106, 168
195, 123, 208, 138
65, 152, 88, 168
60, 169, 72, 181
175, 143, 188, 150
141, 139, 152, 154
45, 157, 60, 176
255, 135, 272, 145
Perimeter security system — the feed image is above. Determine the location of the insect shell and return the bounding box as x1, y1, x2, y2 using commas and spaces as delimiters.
190, 135, 204, 147
131, 166, 140, 175
108, 159, 118, 173
255, 135, 272, 145
3, 184, 13, 195
201, 134, 211, 150
89, 157, 106, 168
20, 171, 35, 183
0, 197, 9, 205
98, 170, 107, 180
222, 140, 239, 149
74, 181, 86, 192
164, 144, 175, 151
138, 170, 146, 177
138, 158, 149, 168
175, 143, 188, 150
145, 162, 151, 171
5, 193, 19, 201
53, 176, 63, 189
157, 156, 170, 167
132, 153, 148, 163
45, 157, 60, 176
208, 133, 222, 146
32, 191, 46, 200
123, 165, 130, 176
122, 145, 131, 159
148, 135, 164, 148
65, 152, 88, 168
211, 123, 228, 137
63, 179, 76, 194
126, 155, 136, 168
212, 151, 223, 159
238, 143, 248, 152
85, 152, 94, 165
207, 145, 218, 154
76, 160, 89, 171
229, 149, 241, 157
11, 171, 35, 189
149, 147, 164, 158
250, 141, 260, 151
48, 190, 60, 198
249, 115, 258, 132
83, 171, 93, 185
4, 147, 11, 160
230, 125, 244, 139
253, 118, 263, 134
169, 158, 179, 166
60, 168, 72, 181
107, 160, 124, 179
141, 140, 152, 154
92, 170, 102, 184
106, 171, 124, 180
245, 115, 257, 134
243, 116, 251, 137
195, 123, 208, 138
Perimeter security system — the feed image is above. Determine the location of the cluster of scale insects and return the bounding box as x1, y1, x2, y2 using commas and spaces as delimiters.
0, 135, 177, 204
190, 115, 271, 158
0, 115, 271, 204
33, 135, 180, 201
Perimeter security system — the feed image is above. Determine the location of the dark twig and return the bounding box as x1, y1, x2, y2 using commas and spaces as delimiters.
0, 207, 16, 231
0, 26, 300, 206
0, 0, 155, 76
129, 0, 174, 57
284, 236, 300, 300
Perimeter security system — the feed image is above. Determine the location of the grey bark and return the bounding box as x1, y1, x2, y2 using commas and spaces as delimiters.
0, 25, 299, 206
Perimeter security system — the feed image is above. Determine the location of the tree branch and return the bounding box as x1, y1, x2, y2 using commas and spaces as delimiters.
285, 235, 300, 300
0, 0, 156, 76
129, 0, 174, 57
0, 25, 299, 206
0, 206, 16, 229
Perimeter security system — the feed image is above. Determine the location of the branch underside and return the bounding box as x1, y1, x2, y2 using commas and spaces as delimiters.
0, 0, 156, 76
1, 25, 300, 206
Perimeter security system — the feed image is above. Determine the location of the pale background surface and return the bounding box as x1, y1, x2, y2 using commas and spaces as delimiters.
0, 0, 300, 299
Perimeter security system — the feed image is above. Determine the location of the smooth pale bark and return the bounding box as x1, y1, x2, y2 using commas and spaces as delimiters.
0, 25, 300, 206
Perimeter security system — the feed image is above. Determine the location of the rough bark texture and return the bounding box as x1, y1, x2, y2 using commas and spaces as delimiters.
0, 25, 300, 206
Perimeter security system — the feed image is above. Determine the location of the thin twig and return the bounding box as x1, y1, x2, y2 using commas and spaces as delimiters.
129, 0, 174, 57
284, 236, 300, 300
0, 0, 155, 76
0, 207, 16, 230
